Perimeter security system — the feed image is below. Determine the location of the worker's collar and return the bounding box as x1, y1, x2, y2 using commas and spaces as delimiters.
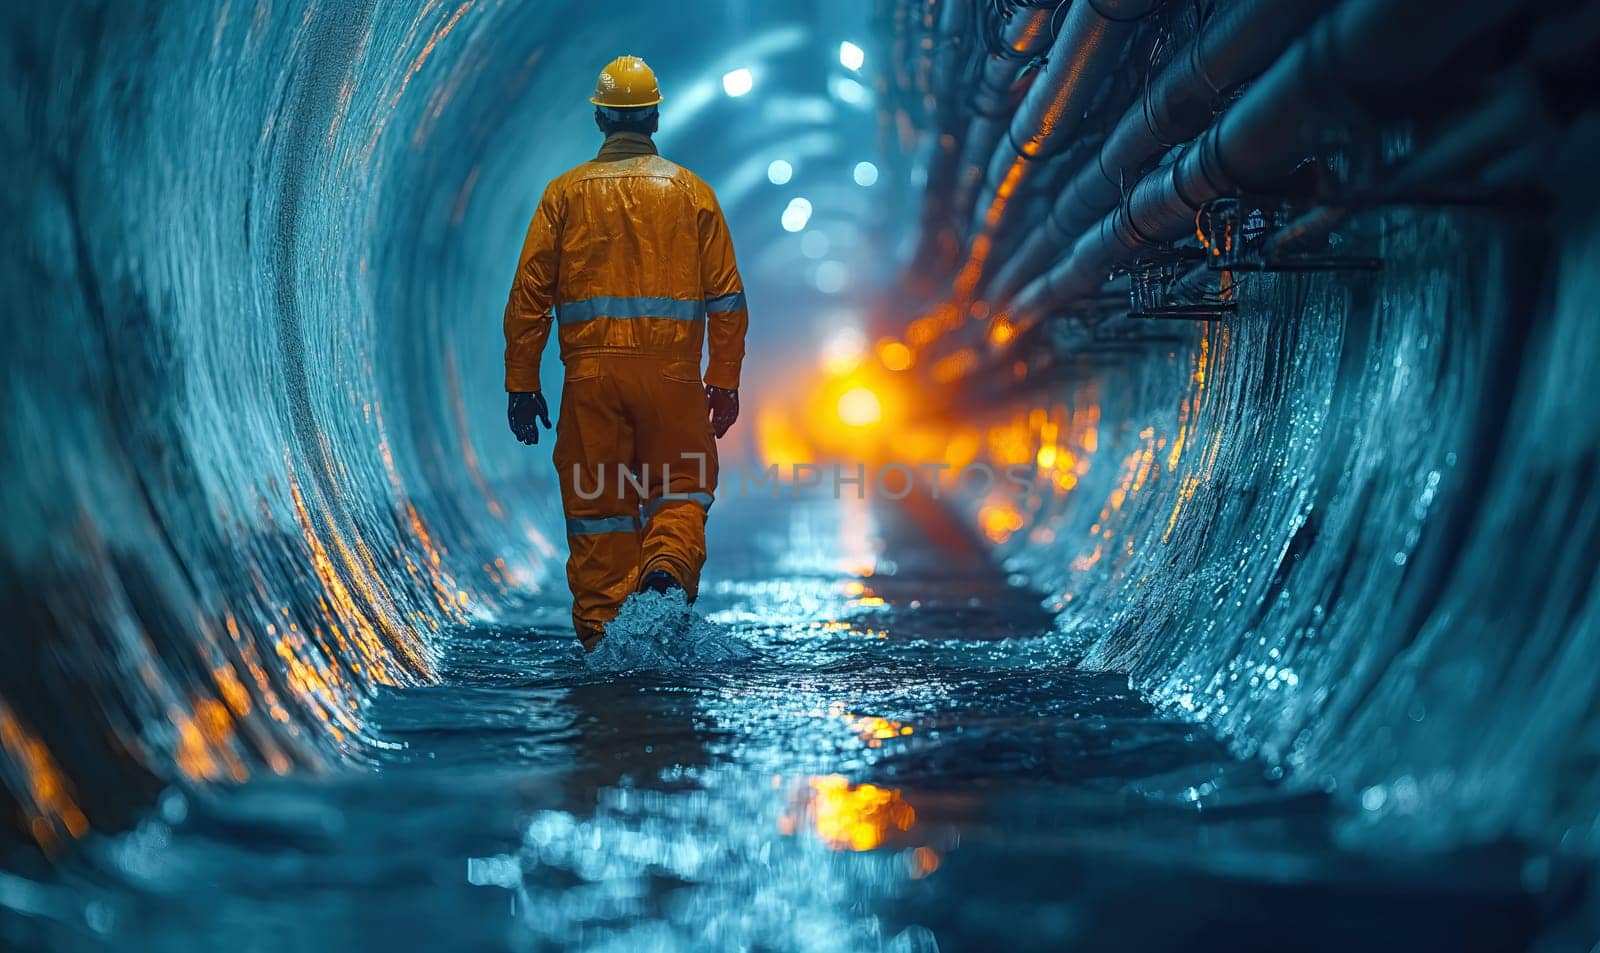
596, 132, 658, 162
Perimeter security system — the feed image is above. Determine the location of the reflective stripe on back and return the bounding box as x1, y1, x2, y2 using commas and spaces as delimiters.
556, 296, 705, 325
565, 513, 641, 536
705, 291, 746, 314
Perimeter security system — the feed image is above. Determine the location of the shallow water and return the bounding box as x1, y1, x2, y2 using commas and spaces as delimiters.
2, 499, 1569, 952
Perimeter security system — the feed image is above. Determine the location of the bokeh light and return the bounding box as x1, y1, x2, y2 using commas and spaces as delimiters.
836, 387, 881, 428
780, 197, 813, 233
814, 261, 848, 294
722, 68, 754, 97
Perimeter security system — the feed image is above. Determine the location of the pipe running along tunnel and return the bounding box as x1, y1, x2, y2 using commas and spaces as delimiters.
3, 0, 1600, 948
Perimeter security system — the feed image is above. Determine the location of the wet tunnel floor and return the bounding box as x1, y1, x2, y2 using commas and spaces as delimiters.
8, 499, 1553, 951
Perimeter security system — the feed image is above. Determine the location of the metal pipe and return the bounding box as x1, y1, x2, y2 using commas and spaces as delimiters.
945, 6, 1062, 236
912, 5, 1060, 281
988, 0, 1337, 304
911, 0, 945, 109
1261, 72, 1544, 256
929, 0, 972, 105
1011, 0, 1533, 322
963, 0, 1164, 252
905, 0, 979, 283
877, 0, 918, 161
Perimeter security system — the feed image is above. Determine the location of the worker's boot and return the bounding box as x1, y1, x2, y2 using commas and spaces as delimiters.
639, 568, 683, 596
638, 569, 693, 638
577, 624, 606, 653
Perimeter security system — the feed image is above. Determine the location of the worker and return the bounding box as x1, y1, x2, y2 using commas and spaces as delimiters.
503, 55, 748, 651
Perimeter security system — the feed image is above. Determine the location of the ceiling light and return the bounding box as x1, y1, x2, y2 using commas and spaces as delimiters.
722, 68, 754, 97
781, 197, 813, 233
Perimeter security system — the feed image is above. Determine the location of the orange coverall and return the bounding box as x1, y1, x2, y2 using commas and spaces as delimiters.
504, 132, 748, 648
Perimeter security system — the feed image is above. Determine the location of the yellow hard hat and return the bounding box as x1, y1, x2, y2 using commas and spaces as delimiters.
590, 55, 663, 108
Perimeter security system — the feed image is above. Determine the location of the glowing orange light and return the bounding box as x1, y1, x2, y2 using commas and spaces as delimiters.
847, 715, 914, 743
757, 405, 814, 469
0, 702, 89, 850
792, 775, 916, 851
837, 387, 883, 428
943, 428, 981, 470
979, 499, 1026, 543
931, 348, 978, 384
878, 339, 913, 371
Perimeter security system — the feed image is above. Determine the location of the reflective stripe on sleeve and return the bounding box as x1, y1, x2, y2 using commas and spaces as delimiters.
704, 291, 746, 314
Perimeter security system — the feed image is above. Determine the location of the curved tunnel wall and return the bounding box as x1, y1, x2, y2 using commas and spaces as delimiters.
2, 0, 610, 843
950, 207, 1600, 849
4, 0, 1599, 867
2, 0, 896, 849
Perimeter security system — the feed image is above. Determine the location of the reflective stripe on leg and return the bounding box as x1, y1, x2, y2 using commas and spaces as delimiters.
565, 513, 642, 536
643, 492, 713, 520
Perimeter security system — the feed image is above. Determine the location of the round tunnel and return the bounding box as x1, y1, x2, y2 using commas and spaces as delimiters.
5, 0, 1600, 948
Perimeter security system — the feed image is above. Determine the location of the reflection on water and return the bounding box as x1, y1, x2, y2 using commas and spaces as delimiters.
1, 499, 1565, 952
788, 775, 917, 852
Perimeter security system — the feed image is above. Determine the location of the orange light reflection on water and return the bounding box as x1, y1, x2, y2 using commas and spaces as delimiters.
1163, 333, 1222, 542
781, 775, 917, 851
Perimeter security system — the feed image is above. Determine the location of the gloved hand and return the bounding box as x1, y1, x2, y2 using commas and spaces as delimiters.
706, 385, 739, 438
507, 391, 551, 445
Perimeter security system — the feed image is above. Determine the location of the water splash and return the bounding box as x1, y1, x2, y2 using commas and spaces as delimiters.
585, 591, 759, 673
